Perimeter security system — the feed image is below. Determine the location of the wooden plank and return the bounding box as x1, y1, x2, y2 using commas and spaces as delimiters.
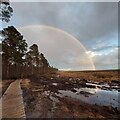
0, 80, 26, 118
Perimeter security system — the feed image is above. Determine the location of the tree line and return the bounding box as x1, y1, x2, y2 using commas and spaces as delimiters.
1, 26, 58, 79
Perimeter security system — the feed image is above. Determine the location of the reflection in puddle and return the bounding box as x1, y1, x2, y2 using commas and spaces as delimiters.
52, 83, 58, 86
86, 83, 110, 88
75, 88, 101, 94
44, 90, 59, 114
56, 88, 119, 109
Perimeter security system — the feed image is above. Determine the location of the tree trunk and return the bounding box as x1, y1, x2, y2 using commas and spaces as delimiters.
6, 62, 10, 79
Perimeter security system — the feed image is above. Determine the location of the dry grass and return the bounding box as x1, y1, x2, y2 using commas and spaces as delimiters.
56, 70, 119, 82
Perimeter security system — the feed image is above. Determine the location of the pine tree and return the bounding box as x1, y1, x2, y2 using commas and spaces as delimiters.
1, 26, 28, 78
40, 53, 49, 72
27, 44, 39, 74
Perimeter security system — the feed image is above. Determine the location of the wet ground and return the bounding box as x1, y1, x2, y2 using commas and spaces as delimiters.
21, 71, 120, 119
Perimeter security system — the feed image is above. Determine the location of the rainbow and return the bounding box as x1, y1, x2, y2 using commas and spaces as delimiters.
19, 25, 96, 70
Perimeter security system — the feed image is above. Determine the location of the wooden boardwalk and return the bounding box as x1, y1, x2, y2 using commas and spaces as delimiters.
0, 80, 26, 118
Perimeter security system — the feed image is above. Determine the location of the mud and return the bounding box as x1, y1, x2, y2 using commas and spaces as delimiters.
21, 71, 120, 118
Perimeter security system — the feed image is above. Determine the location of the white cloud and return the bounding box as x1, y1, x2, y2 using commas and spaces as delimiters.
92, 48, 118, 69
86, 51, 96, 58
86, 50, 103, 58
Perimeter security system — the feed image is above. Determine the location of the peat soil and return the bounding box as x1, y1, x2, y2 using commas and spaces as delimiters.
21, 71, 120, 119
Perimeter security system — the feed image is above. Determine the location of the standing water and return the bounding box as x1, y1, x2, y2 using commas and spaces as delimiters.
56, 87, 119, 109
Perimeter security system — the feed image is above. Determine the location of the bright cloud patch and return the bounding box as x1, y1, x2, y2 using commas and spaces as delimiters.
86, 48, 118, 70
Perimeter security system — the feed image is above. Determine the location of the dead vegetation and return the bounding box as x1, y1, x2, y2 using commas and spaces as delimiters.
57, 70, 119, 82
21, 70, 120, 118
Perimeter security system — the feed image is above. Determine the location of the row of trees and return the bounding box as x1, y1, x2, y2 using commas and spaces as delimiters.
0, 1, 58, 79
1, 26, 58, 79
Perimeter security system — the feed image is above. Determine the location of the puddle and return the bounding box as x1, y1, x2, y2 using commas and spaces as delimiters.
49, 94, 59, 103
44, 90, 59, 115
86, 83, 110, 89
44, 91, 59, 103
56, 87, 119, 109
44, 90, 51, 96
52, 83, 58, 86
49, 95, 59, 114
44, 81, 120, 110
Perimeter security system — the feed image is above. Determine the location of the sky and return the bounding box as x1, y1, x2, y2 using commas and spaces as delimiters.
2, 1, 119, 70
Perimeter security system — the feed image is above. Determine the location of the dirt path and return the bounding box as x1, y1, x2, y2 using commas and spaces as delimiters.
0, 80, 26, 119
